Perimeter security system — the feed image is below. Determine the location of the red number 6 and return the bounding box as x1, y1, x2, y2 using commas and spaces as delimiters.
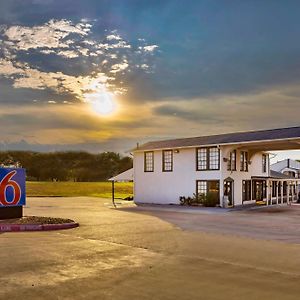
0, 171, 21, 206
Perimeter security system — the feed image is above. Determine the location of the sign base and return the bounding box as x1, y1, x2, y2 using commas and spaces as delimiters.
0, 206, 23, 220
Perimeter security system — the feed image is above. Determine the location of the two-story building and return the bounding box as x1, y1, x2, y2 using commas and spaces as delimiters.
133, 126, 300, 207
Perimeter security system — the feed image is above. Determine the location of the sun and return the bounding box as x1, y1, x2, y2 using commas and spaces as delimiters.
86, 91, 116, 116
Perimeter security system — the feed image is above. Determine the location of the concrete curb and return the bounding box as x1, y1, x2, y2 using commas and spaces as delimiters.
0, 222, 79, 232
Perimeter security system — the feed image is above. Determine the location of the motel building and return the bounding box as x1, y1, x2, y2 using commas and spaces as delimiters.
133, 126, 300, 207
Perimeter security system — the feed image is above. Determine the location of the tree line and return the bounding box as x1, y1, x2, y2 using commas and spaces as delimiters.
0, 151, 132, 182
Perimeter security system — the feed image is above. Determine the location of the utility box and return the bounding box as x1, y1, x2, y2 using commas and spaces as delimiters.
0, 168, 26, 219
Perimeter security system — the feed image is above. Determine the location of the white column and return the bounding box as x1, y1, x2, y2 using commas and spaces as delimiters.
276, 181, 279, 205
281, 181, 284, 204
287, 181, 290, 205
266, 180, 269, 206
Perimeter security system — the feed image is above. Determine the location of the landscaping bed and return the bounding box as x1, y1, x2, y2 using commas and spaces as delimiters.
0, 216, 75, 224
0, 216, 79, 232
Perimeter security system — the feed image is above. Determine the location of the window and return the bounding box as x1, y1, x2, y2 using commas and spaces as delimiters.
227, 150, 237, 171
196, 148, 207, 170
240, 151, 248, 172
242, 180, 251, 202
144, 151, 154, 172
278, 182, 282, 196
209, 147, 219, 170
196, 147, 220, 170
283, 182, 287, 196
262, 154, 267, 173
196, 180, 220, 202
162, 150, 173, 172
197, 180, 207, 198
272, 181, 277, 198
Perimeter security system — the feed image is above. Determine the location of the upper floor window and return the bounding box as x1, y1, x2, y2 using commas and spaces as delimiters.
262, 154, 267, 173
227, 150, 237, 171
240, 151, 248, 172
144, 151, 154, 172
162, 150, 173, 172
196, 147, 220, 170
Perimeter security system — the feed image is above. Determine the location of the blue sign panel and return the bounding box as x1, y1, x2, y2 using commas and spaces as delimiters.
0, 168, 26, 207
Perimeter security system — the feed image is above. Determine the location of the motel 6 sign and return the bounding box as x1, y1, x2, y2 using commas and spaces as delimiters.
0, 168, 26, 207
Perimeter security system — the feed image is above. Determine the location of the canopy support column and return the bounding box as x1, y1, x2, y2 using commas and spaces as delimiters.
112, 180, 116, 208
276, 181, 279, 205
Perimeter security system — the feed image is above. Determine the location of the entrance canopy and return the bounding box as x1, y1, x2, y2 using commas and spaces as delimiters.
238, 138, 300, 151
109, 168, 133, 182
108, 168, 133, 207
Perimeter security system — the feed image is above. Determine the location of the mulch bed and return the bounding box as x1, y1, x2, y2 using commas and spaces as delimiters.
0, 216, 75, 225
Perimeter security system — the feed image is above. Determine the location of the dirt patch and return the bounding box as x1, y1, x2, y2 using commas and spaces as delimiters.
0, 216, 75, 225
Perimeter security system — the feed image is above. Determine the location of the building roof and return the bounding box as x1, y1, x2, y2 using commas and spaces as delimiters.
271, 158, 300, 172
135, 126, 300, 151
109, 168, 133, 182
270, 170, 294, 179
252, 171, 295, 180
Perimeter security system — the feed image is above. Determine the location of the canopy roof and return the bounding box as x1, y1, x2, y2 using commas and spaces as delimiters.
109, 168, 133, 182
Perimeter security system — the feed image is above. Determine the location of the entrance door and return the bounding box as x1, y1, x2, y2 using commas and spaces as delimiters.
253, 180, 266, 202
224, 180, 234, 207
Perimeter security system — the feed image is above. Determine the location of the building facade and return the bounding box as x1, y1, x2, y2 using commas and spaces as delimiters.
133, 126, 300, 207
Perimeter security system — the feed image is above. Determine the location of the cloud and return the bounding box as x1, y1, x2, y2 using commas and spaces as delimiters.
4, 19, 89, 51
142, 45, 159, 52
153, 103, 221, 124
110, 61, 129, 73
0, 19, 159, 104
57, 50, 79, 58
106, 34, 122, 41
0, 58, 25, 75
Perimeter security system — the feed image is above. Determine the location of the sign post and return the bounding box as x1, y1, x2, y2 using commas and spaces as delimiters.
0, 168, 26, 219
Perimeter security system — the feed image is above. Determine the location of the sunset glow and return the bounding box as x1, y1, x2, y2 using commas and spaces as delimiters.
86, 92, 116, 116
0, 0, 299, 158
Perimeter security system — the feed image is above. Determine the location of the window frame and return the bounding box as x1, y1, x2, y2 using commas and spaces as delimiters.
196, 180, 220, 201
144, 151, 154, 172
272, 181, 277, 198
262, 154, 267, 173
242, 180, 252, 202
196, 146, 220, 171
162, 149, 173, 172
227, 150, 237, 171
240, 151, 248, 172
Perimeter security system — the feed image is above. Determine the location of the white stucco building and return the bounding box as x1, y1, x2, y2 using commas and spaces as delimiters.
133, 126, 300, 207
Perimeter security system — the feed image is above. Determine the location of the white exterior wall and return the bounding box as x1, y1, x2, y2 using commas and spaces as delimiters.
134, 148, 221, 204
221, 146, 269, 206
134, 146, 269, 206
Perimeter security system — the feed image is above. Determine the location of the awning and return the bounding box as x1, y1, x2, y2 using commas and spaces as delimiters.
108, 168, 134, 208
109, 168, 133, 182
252, 170, 296, 180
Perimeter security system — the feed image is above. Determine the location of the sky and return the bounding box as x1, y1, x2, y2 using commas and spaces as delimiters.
0, 0, 299, 160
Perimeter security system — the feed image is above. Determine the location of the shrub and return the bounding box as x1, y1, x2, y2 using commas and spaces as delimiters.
179, 196, 193, 206
201, 192, 219, 207
180, 192, 219, 207
179, 193, 202, 206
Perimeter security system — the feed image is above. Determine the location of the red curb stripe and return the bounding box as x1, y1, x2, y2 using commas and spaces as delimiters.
0, 222, 79, 232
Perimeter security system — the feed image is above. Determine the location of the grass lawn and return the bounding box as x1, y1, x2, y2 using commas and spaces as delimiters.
26, 181, 133, 198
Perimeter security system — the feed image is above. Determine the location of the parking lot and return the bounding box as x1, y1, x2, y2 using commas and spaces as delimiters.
1, 197, 300, 300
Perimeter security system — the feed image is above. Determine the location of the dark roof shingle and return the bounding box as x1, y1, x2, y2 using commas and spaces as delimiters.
136, 126, 300, 151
